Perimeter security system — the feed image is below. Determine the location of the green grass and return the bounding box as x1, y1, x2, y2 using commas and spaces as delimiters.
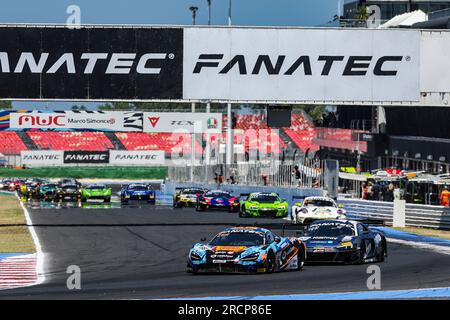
0, 166, 168, 180
393, 227, 450, 240
0, 195, 35, 253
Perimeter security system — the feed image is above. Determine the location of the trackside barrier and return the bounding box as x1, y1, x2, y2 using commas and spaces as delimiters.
164, 181, 324, 208
339, 198, 450, 230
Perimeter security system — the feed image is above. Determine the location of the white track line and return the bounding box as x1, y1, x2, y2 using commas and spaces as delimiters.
17, 195, 46, 286
387, 237, 450, 255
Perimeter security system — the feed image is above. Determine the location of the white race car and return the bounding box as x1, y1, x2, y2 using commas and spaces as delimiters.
292, 196, 346, 224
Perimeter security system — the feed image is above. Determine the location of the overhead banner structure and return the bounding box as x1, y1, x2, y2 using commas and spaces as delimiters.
110, 150, 165, 165
143, 112, 222, 133
9, 111, 143, 131
0, 26, 183, 100
183, 28, 420, 102
2, 25, 450, 105
21, 150, 63, 166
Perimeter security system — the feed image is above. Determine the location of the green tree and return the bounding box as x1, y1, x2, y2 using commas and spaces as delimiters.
356, 5, 369, 21
0, 101, 13, 109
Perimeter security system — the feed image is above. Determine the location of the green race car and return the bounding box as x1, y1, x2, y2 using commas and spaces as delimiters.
39, 183, 58, 201
239, 192, 289, 218
81, 184, 112, 203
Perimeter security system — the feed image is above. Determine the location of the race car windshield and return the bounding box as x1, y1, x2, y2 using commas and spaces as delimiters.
86, 185, 106, 190
210, 232, 264, 246
304, 200, 335, 207
306, 223, 355, 237
63, 185, 78, 189
251, 195, 279, 203
129, 185, 148, 191
205, 192, 231, 198
183, 189, 202, 195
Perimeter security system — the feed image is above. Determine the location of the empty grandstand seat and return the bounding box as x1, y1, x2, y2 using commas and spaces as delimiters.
27, 132, 113, 151
116, 132, 202, 155
0, 132, 28, 154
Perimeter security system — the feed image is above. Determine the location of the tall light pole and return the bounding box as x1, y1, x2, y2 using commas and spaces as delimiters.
206, 0, 212, 25
189, 6, 198, 25
228, 0, 232, 26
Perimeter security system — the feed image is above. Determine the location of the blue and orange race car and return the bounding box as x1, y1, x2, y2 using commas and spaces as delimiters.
187, 227, 306, 274
195, 190, 237, 212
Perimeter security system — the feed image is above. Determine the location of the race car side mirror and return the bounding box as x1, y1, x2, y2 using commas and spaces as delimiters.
274, 236, 281, 243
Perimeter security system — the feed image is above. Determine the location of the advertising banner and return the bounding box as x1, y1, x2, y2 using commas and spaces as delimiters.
183, 28, 420, 102
109, 150, 165, 165
143, 112, 222, 133
21, 150, 63, 166
0, 26, 183, 100
63, 151, 109, 164
9, 111, 143, 131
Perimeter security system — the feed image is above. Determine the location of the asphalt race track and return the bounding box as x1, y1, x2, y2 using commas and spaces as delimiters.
1, 203, 450, 299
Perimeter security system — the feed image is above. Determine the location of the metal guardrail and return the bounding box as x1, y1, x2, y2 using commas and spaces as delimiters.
340, 198, 450, 230
168, 160, 324, 189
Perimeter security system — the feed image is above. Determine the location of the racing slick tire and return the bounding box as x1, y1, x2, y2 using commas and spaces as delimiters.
239, 207, 249, 218
265, 251, 276, 273
296, 246, 306, 270
377, 240, 387, 262
173, 202, 182, 209
195, 204, 206, 212
104, 197, 111, 203
351, 242, 366, 265
81, 197, 87, 203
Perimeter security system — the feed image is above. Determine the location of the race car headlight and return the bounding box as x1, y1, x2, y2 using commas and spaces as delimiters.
240, 252, 260, 261
125, 194, 130, 198
190, 251, 203, 261
338, 241, 353, 248
277, 206, 287, 209
249, 206, 259, 210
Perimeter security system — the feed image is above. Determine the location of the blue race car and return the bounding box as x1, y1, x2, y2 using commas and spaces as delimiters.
301, 220, 387, 264
187, 226, 306, 274
120, 183, 156, 204
195, 190, 236, 212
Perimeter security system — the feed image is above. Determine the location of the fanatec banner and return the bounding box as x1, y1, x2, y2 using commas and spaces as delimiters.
183, 28, 421, 102
110, 151, 165, 165
0, 26, 424, 103
143, 112, 222, 133
63, 151, 110, 164
21, 150, 63, 166
0, 26, 183, 100
9, 111, 143, 131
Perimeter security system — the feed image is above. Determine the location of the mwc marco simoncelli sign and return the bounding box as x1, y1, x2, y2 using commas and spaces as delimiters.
0, 25, 421, 103
7, 111, 222, 133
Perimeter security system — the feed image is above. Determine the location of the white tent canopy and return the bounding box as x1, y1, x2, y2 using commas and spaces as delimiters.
380, 10, 427, 28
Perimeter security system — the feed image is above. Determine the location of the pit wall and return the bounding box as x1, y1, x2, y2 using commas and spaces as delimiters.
163, 181, 324, 207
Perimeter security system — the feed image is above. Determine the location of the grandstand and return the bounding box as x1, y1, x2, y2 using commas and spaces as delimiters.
0, 111, 332, 158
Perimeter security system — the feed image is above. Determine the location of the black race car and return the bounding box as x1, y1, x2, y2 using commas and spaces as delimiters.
302, 220, 387, 264
58, 178, 81, 188
54, 183, 82, 202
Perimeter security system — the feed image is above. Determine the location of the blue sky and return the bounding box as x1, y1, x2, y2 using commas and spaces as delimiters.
0, 0, 343, 26
4, 0, 344, 110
